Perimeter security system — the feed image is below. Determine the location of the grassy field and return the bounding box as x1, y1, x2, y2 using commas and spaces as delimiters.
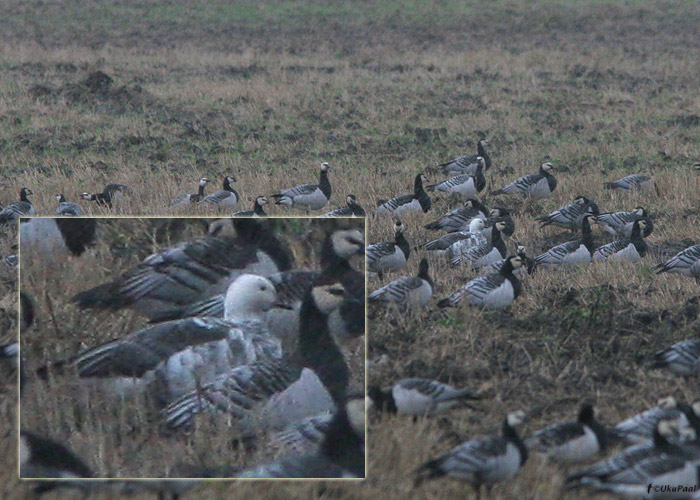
1, 0, 699, 498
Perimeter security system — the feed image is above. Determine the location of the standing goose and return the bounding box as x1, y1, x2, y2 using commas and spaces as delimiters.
202, 175, 239, 209
319, 194, 366, 217
534, 215, 595, 267
592, 206, 649, 238
592, 218, 649, 263
80, 183, 134, 208
232, 196, 269, 217
439, 139, 492, 176
536, 195, 600, 231
430, 157, 486, 199
273, 162, 332, 211
655, 244, 700, 278
368, 379, 480, 416
438, 255, 524, 309
650, 340, 700, 376
373, 173, 431, 217
451, 220, 508, 269
367, 219, 410, 278
0, 187, 34, 222
368, 258, 433, 309
425, 218, 486, 256
55, 193, 83, 216
424, 198, 488, 232
414, 411, 528, 497
526, 404, 609, 464
490, 162, 557, 200
604, 174, 658, 194
170, 177, 210, 206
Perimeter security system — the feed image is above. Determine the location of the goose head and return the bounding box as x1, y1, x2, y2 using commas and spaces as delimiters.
223, 274, 279, 321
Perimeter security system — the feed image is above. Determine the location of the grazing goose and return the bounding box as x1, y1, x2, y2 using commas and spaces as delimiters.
490, 162, 557, 200
425, 218, 486, 255
592, 218, 649, 263
273, 162, 332, 211
424, 198, 488, 232
202, 175, 239, 209
72, 218, 293, 319
592, 206, 649, 238
614, 397, 690, 444
373, 173, 431, 217
439, 139, 492, 176
526, 404, 608, 464
414, 411, 528, 496
73, 274, 285, 403
439, 255, 524, 309
55, 193, 83, 216
368, 258, 433, 309
368, 379, 480, 416
655, 244, 700, 278
0, 187, 34, 222
536, 195, 600, 231
482, 207, 515, 241
534, 215, 595, 267
367, 219, 410, 278
650, 340, 700, 376
485, 245, 535, 277
430, 157, 486, 199
170, 177, 210, 206
451, 220, 508, 269
604, 174, 658, 194
80, 183, 135, 208
20, 217, 98, 261
232, 196, 269, 217
319, 194, 366, 217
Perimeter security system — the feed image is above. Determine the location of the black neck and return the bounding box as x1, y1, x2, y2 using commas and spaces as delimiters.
320, 239, 354, 280
414, 176, 431, 211
197, 184, 206, 197
502, 418, 528, 465
20, 190, 30, 202
369, 386, 397, 413
630, 221, 647, 255
500, 260, 522, 298
417, 260, 434, 289
320, 408, 364, 477
581, 217, 594, 252
319, 169, 332, 197
474, 163, 486, 192
395, 231, 410, 259
223, 177, 233, 192
58, 194, 66, 203
253, 200, 266, 215
492, 229, 507, 257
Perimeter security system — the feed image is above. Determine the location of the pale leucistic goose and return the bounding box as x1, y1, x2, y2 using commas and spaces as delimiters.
273, 162, 332, 211
423, 198, 488, 232
439, 139, 492, 176
490, 162, 557, 200
451, 220, 508, 269
592, 206, 649, 238
424, 218, 486, 255
534, 215, 595, 267
655, 244, 700, 278
55, 193, 83, 216
232, 196, 269, 217
202, 175, 239, 209
592, 218, 649, 263
429, 157, 486, 199
319, 194, 366, 217
368, 379, 480, 416
604, 174, 658, 194
0, 187, 34, 222
71, 218, 293, 320
170, 177, 210, 206
373, 173, 431, 217
80, 183, 135, 208
368, 258, 433, 309
366, 219, 410, 278
536, 195, 600, 231
415, 411, 528, 497
650, 340, 700, 376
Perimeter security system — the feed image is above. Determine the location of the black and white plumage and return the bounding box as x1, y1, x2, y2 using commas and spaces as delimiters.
373, 173, 431, 217
451, 220, 508, 269
273, 162, 332, 211
55, 193, 83, 216
415, 411, 528, 496
655, 244, 700, 278
170, 177, 210, 206
592, 206, 649, 238
490, 162, 557, 200
534, 215, 595, 267
318, 194, 366, 217
650, 340, 700, 376
368, 258, 433, 309
485, 245, 535, 277
536, 195, 600, 231
367, 219, 410, 277
2, 292, 34, 375
0, 187, 34, 222
202, 175, 239, 209
604, 174, 658, 194
430, 157, 486, 199
613, 397, 690, 444
439, 254, 524, 309
368, 378, 480, 416
80, 183, 135, 208
425, 218, 486, 255
439, 139, 492, 176
423, 198, 488, 232
482, 207, 515, 241
20, 217, 98, 260
593, 218, 649, 263
526, 404, 608, 464
232, 196, 269, 217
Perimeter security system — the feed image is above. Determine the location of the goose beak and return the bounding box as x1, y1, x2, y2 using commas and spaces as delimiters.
273, 302, 294, 310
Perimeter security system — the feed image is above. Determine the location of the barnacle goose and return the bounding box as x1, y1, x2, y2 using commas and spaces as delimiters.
0, 187, 34, 222
272, 162, 332, 211
451, 220, 508, 269
170, 177, 210, 206
485, 245, 535, 277
55, 193, 83, 216
80, 183, 134, 208
526, 404, 608, 464
535, 195, 600, 231
423, 198, 488, 232
613, 397, 690, 444
592, 218, 649, 263
415, 411, 528, 496
429, 157, 486, 199
424, 218, 486, 255
163, 279, 350, 434
368, 258, 433, 309
1, 292, 34, 381
367, 219, 410, 278
319, 194, 366, 217
20, 217, 98, 260
490, 162, 557, 200
482, 207, 515, 240
438, 139, 492, 176
439, 254, 523, 309
534, 214, 595, 267
73, 274, 285, 403
604, 173, 659, 194
232, 196, 269, 217
373, 173, 431, 217
368, 379, 480, 416
650, 340, 700, 376
71, 218, 293, 319
655, 244, 700, 278
202, 175, 239, 209
592, 206, 650, 238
